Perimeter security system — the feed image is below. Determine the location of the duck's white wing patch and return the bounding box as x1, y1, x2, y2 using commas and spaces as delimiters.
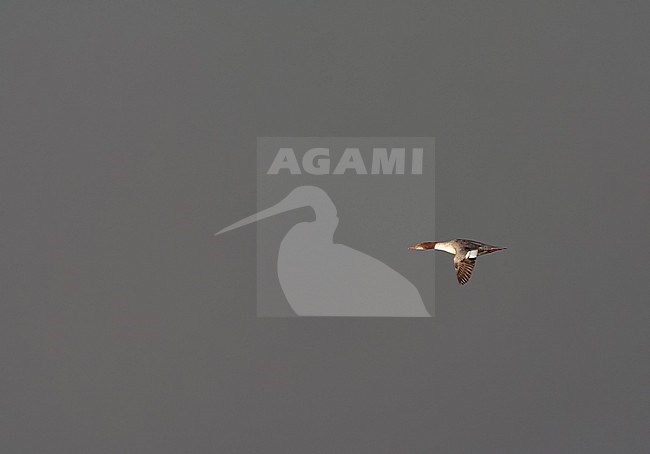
465, 249, 478, 259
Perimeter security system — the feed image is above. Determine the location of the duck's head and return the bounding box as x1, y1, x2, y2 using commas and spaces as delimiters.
408, 242, 437, 251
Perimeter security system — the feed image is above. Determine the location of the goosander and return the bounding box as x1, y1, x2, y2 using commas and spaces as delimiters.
408, 239, 506, 285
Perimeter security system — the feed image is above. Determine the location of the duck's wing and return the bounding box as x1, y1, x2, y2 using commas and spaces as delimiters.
453, 255, 476, 285
455, 239, 486, 250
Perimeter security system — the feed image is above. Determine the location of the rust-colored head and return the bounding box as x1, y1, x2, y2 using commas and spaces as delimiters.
408, 241, 437, 251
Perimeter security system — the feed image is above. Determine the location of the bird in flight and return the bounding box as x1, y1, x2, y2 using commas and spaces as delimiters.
408, 239, 506, 285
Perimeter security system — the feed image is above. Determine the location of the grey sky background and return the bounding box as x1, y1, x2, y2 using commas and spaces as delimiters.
1, 2, 648, 453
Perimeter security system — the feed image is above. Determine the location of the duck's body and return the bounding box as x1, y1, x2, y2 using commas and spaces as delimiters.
409, 239, 506, 285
